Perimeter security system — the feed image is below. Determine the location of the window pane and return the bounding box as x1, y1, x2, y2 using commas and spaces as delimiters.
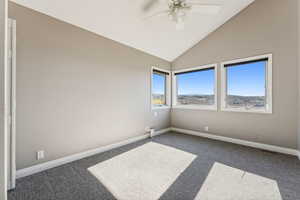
226, 60, 266, 110
152, 73, 166, 106
177, 69, 215, 106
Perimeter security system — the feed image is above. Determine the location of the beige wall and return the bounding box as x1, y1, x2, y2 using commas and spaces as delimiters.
9, 2, 171, 170
8, 0, 300, 171
172, 0, 298, 149
1, 0, 8, 198
298, 0, 300, 151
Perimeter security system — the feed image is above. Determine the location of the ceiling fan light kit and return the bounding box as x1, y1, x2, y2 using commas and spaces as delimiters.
168, 8, 187, 30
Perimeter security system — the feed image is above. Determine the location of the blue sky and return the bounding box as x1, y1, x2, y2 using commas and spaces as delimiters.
152, 73, 165, 94
177, 69, 214, 95
153, 60, 266, 96
227, 61, 266, 96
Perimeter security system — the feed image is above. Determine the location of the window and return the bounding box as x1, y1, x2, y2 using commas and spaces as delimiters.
152, 67, 170, 109
172, 64, 217, 110
221, 54, 272, 113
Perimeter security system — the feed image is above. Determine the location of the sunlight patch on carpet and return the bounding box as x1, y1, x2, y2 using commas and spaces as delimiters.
88, 142, 196, 200
195, 162, 282, 200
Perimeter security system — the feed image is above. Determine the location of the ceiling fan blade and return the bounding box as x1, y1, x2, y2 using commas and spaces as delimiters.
143, 10, 170, 20
142, 0, 160, 12
142, 0, 171, 12
188, 4, 221, 14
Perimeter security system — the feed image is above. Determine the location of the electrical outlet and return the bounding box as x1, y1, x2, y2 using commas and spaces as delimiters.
154, 112, 158, 117
204, 126, 209, 132
37, 150, 45, 160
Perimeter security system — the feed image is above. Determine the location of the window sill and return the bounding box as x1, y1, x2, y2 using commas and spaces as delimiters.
172, 105, 217, 111
221, 107, 272, 114
152, 106, 171, 110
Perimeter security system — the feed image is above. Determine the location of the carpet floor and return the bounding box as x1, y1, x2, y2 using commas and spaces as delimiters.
8, 132, 300, 200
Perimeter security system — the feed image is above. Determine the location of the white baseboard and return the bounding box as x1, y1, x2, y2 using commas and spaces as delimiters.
16, 128, 171, 179
171, 127, 299, 157
152, 127, 172, 137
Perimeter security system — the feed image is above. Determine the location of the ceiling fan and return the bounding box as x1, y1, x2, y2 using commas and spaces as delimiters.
142, 0, 221, 30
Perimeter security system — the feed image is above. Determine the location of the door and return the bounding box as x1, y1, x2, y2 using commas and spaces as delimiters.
6, 18, 16, 190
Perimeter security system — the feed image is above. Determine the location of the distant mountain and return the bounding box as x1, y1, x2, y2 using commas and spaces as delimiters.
226, 95, 265, 108
177, 94, 214, 105
153, 93, 265, 109
177, 94, 265, 108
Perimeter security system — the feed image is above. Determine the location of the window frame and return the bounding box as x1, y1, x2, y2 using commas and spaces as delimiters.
151, 66, 171, 110
220, 54, 273, 114
172, 64, 218, 111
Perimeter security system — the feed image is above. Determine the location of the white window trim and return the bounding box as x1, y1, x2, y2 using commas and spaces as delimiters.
172, 64, 218, 111
220, 54, 273, 114
151, 66, 171, 110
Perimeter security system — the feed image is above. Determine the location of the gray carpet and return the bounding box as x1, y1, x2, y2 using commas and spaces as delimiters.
8, 132, 300, 200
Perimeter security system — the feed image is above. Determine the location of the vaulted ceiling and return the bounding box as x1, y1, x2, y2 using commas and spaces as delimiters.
11, 0, 255, 61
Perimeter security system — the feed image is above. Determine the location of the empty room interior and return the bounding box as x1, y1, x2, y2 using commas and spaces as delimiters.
1, 0, 300, 199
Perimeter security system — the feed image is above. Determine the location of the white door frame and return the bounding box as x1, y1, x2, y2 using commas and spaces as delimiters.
7, 18, 16, 190
1, 0, 8, 198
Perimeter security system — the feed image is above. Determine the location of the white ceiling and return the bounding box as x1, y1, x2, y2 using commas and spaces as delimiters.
11, 0, 255, 61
